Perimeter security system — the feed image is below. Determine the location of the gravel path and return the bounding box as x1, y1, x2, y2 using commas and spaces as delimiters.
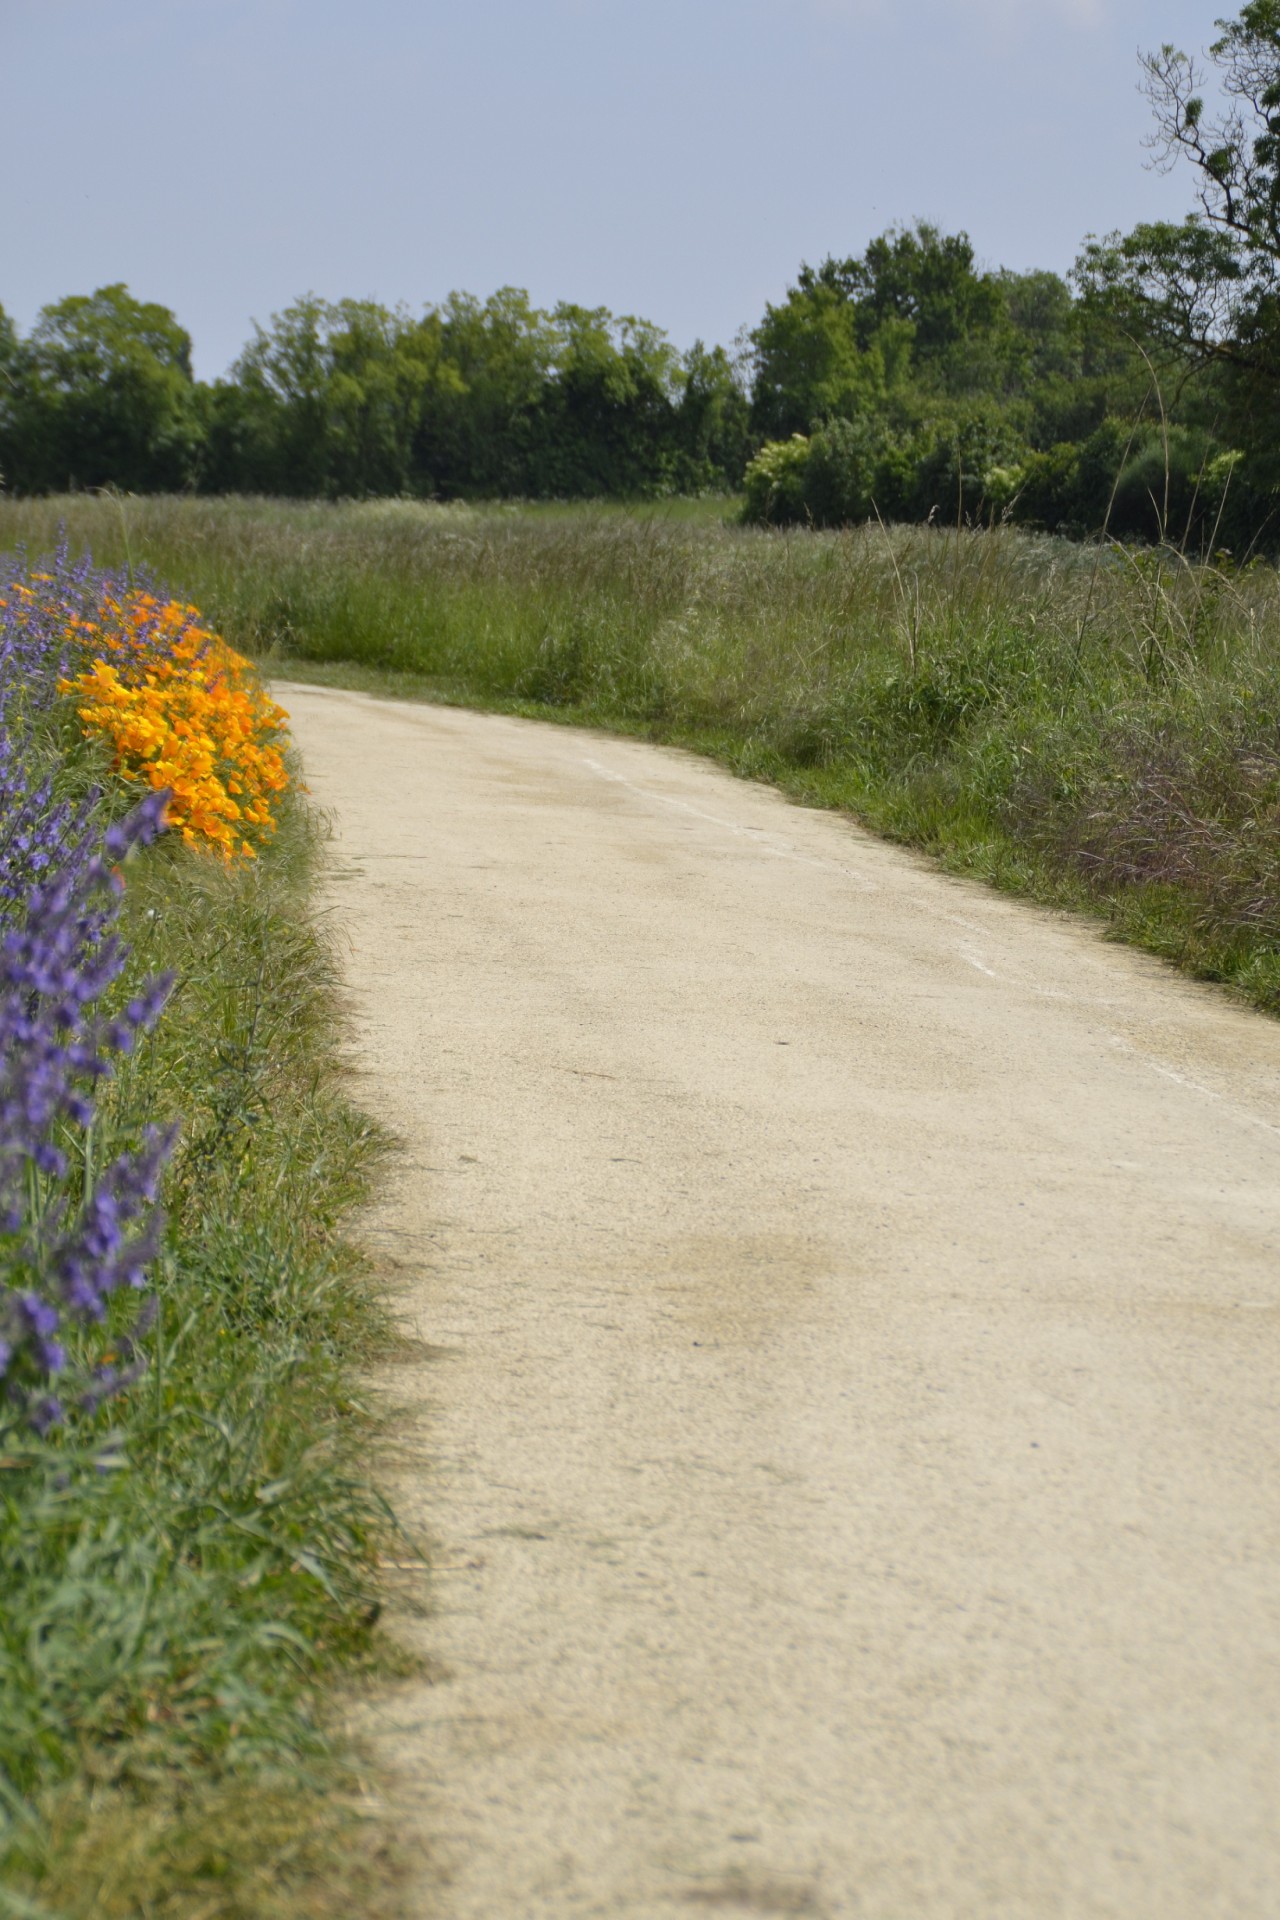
282, 683, 1280, 1920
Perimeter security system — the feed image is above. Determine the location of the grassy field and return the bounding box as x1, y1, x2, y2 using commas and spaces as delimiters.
8, 492, 1280, 1014
0, 759, 409, 1917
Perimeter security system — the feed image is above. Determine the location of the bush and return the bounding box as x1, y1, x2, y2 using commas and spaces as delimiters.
744, 406, 1033, 531
803, 416, 893, 525
741, 434, 812, 525
1014, 418, 1255, 547
905, 403, 1030, 525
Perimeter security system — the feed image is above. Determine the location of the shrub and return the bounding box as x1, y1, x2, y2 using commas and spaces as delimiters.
741, 434, 812, 524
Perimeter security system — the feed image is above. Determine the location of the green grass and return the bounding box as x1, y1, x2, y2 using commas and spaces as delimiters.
0, 784, 413, 1919
10, 493, 1280, 1013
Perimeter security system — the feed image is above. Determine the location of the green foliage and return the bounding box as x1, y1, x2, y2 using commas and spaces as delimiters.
211, 295, 438, 498
803, 417, 886, 525
6, 286, 201, 493
748, 223, 1022, 442
837, 224, 1005, 357
676, 341, 752, 490
743, 402, 1032, 530
0, 304, 21, 488
413, 287, 553, 496
748, 274, 909, 440
1069, 4, 1280, 521
1014, 418, 1246, 545
742, 435, 812, 523
529, 305, 684, 497
740, 221, 1205, 539
0, 285, 748, 505
908, 402, 1031, 523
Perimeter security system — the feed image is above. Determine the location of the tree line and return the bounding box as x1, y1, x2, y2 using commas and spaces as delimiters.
0, 289, 750, 503
5, 2, 1280, 549
742, 2, 1280, 551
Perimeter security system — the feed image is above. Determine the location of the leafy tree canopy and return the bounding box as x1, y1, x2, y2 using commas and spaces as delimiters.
804, 224, 1004, 357
11, 285, 199, 493
1076, 4, 1280, 377
750, 223, 1019, 438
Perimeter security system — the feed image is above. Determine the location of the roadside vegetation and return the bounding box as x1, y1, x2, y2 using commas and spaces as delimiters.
0, 547, 400, 1920
8, 493, 1280, 1017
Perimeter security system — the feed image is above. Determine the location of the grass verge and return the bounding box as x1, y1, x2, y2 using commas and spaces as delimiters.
6, 494, 1280, 1012
0, 782, 410, 1920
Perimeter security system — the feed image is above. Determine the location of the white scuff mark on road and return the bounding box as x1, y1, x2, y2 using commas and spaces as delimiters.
581, 754, 880, 892
1108, 1034, 1280, 1139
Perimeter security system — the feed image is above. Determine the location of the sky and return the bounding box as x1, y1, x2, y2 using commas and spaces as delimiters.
4, 0, 1229, 380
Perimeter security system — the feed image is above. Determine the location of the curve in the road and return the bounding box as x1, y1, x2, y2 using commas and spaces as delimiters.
282, 683, 1280, 1920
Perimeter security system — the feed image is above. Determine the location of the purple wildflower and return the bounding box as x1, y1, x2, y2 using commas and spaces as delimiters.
0, 546, 177, 1431
0, 819, 176, 1424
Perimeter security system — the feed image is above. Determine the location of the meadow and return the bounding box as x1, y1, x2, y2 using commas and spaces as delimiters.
7, 493, 1280, 1013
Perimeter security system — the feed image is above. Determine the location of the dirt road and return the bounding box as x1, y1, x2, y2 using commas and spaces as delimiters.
282, 683, 1280, 1920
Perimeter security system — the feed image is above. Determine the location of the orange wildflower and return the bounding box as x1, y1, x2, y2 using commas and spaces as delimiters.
59, 589, 289, 859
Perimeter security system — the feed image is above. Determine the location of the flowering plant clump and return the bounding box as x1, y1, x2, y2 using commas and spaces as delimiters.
0, 545, 103, 728
0, 790, 174, 1431
59, 588, 290, 859
0, 543, 120, 924
0, 543, 283, 1430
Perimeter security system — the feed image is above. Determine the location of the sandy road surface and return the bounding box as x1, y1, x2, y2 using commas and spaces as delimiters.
281, 684, 1280, 1920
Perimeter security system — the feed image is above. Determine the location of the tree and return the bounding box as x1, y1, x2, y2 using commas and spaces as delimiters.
749, 224, 1013, 439
831, 224, 1003, 360
215, 296, 446, 496
675, 342, 751, 490
8, 286, 200, 493
749, 274, 902, 438
415, 289, 556, 495
318, 300, 437, 495
0, 306, 21, 489
1076, 6, 1280, 380
1069, 6, 1280, 515
532, 305, 686, 496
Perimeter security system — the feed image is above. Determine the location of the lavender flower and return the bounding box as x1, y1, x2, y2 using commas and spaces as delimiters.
0, 545, 177, 1430
0, 805, 176, 1426
0, 536, 104, 716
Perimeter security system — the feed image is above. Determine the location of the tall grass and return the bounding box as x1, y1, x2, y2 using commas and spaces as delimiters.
8, 494, 1280, 1009
0, 784, 405, 1920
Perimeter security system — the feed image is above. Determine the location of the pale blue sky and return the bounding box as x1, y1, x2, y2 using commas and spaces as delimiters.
5, 0, 1226, 378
